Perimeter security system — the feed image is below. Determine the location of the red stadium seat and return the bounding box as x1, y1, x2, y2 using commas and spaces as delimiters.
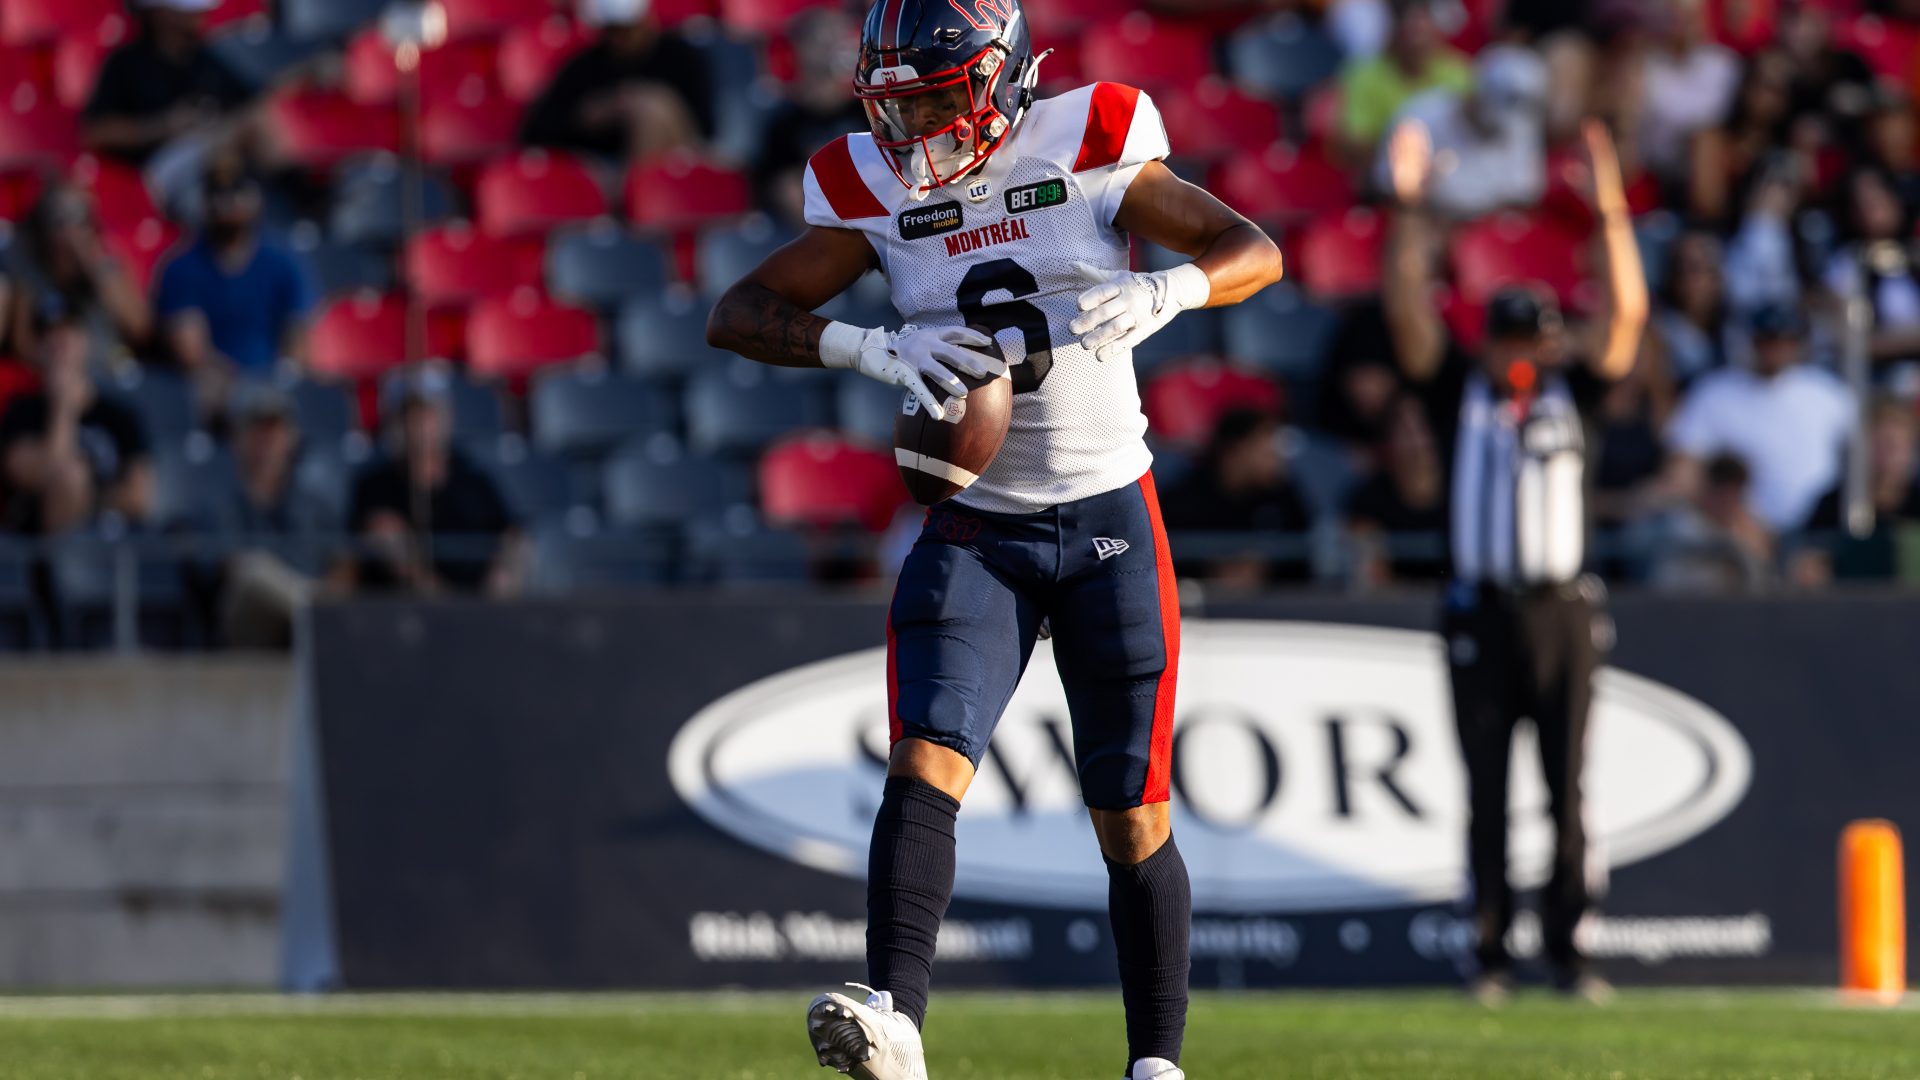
759, 431, 903, 533
1034, 37, 1084, 95
1141, 359, 1283, 447
654, 0, 719, 26
344, 31, 501, 107
440, 0, 562, 40
0, 45, 44, 102
498, 17, 592, 102
1082, 13, 1213, 91
1157, 78, 1282, 161
1300, 82, 1342, 146
1211, 142, 1351, 225
1023, 0, 1118, 40
404, 224, 546, 306
0, 0, 122, 47
0, 168, 44, 222
624, 154, 750, 231
1296, 208, 1385, 300
70, 154, 157, 232
1444, 0, 1503, 53
51, 18, 132, 110
475, 150, 608, 236
720, 0, 838, 37
1837, 14, 1919, 82
309, 293, 464, 380
0, 82, 79, 170
465, 291, 602, 379
104, 216, 181, 294
310, 294, 410, 380
421, 90, 524, 165
263, 88, 401, 169
1449, 211, 1590, 307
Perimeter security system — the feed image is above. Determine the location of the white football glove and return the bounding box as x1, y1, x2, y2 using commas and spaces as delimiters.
820, 322, 1006, 422
1067, 260, 1211, 363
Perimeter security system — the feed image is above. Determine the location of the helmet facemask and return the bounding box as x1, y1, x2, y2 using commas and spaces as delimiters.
856, 44, 1014, 198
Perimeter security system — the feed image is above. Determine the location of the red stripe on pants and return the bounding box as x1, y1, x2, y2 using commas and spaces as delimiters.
1137, 471, 1180, 804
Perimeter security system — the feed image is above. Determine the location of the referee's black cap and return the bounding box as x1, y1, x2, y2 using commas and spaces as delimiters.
1484, 286, 1563, 341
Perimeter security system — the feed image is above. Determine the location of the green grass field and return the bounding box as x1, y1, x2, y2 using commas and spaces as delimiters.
0, 990, 1915, 1079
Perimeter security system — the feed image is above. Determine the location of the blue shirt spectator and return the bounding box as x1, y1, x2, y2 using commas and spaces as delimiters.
156, 238, 316, 376
157, 163, 316, 385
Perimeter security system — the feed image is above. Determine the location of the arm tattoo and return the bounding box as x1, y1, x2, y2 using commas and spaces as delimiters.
711, 282, 831, 368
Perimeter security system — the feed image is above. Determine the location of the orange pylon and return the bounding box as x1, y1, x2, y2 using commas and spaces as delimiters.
1840, 819, 1906, 1003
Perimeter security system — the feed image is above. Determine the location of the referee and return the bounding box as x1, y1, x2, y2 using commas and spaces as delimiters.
1382, 119, 1648, 1001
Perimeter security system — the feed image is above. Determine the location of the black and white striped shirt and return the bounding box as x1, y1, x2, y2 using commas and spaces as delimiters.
1443, 370, 1599, 587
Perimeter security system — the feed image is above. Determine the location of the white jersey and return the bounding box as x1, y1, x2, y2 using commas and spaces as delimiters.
802, 82, 1171, 514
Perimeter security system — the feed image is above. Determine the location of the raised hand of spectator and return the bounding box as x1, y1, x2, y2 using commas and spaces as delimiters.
1580, 118, 1629, 220
1387, 120, 1433, 207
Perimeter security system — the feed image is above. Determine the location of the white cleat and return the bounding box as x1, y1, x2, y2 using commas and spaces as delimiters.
1129, 1058, 1185, 1080
806, 985, 929, 1080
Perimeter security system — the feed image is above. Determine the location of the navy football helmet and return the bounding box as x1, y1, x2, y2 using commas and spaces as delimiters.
854, 0, 1045, 196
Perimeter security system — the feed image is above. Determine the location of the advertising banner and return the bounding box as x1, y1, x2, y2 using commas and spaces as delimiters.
305, 594, 1919, 988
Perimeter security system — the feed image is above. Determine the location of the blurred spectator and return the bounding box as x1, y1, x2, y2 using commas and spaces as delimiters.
1635, 0, 1740, 181
1505, 0, 1617, 141
1339, 0, 1472, 159
1686, 47, 1795, 223
754, 8, 865, 225
1346, 395, 1448, 584
1651, 231, 1736, 387
1863, 94, 1920, 209
0, 312, 152, 536
1379, 45, 1549, 218
1160, 408, 1312, 586
155, 161, 317, 408
83, 0, 255, 220
1319, 300, 1405, 449
4, 185, 153, 370
521, 0, 712, 161
1801, 396, 1920, 581
1648, 452, 1775, 591
1721, 153, 1808, 313
1781, 2, 1876, 139
1664, 303, 1855, 532
338, 371, 524, 597
1822, 166, 1920, 380
210, 383, 333, 539
193, 384, 327, 648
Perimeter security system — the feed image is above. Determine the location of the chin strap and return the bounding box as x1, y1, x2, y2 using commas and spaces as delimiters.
1016, 47, 1053, 116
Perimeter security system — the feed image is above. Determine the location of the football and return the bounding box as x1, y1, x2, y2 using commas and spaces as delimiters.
893, 351, 1013, 506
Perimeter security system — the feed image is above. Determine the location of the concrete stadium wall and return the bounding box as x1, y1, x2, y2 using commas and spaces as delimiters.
0, 659, 294, 988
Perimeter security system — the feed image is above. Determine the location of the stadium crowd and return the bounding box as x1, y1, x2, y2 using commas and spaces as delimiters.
0, 0, 1914, 648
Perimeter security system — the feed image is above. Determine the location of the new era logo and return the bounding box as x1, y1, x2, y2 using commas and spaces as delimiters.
1092, 537, 1130, 561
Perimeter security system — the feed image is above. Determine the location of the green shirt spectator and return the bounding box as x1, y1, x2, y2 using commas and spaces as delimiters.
1342, 48, 1472, 150
1339, 0, 1471, 153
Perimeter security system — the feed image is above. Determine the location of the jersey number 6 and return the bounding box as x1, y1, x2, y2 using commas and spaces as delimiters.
955, 258, 1054, 394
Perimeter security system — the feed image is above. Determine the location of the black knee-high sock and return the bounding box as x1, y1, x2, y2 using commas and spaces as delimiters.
1107, 834, 1191, 1072
867, 776, 959, 1031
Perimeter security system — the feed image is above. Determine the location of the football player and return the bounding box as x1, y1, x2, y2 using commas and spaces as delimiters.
706, 2, 1283, 1077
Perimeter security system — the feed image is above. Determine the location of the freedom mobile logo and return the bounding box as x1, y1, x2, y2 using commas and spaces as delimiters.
898, 201, 964, 241
1005, 178, 1068, 216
